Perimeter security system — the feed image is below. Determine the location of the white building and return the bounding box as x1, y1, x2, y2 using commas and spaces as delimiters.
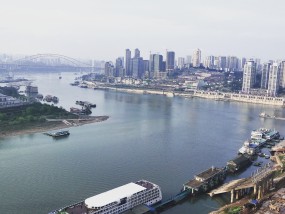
242, 60, 256, 94
267, 63, 280, 97
0, 93, 23, 108
192, 49, 201, 67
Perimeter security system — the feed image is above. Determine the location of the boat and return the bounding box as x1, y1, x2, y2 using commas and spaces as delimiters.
49, 180, 162, 214
70, 81, 80, 86
253, 162, 262, 167
259, 112, 271, 118
76, 101, 96, 108
46, 130, 70, 138
238, 143, 260, 156
251, 128, 280, 140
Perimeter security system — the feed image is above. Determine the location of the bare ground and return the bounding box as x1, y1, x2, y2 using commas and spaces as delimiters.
0, 116, 109, 138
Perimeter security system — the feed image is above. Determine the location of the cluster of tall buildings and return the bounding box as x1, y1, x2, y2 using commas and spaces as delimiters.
104, 48, 255, 79
242, 60, 285, 96
105, 48, 175, 79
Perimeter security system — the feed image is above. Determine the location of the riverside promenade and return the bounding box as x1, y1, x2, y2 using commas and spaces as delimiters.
193, 90, 285, 106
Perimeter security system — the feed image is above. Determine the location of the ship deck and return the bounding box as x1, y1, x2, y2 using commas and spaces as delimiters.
61, 202, 89, 214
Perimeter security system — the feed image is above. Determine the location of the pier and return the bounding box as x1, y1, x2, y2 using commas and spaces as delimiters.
209, 163, 274, 203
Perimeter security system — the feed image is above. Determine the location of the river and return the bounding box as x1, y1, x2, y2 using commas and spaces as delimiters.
0, 72, 284, 214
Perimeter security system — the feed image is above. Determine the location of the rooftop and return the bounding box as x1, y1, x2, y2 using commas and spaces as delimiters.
184, 179, 203, 189
85, 182, 146, 208
196, 167, 222, 180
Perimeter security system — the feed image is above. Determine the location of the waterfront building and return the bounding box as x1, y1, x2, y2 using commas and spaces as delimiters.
192, 49, 201, 67
153, 54, 163, 76
115, 57, 124, 77
183, 167, 226, 193
177, 57, 185, 69
134, 48, 140, 58
242, 60, 256, 94
0, 93, 24, 108
131, 57, 144, 79
125, 49, 132, 76
267, 62, 280, 97
166, 51, 175, 72
143, 60, 149, 78
280, 61, 285, 88
104, 61, 115, 77
261, 62, 271, 89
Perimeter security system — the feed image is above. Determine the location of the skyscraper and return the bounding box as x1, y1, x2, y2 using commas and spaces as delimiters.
125, 49, 131, 76
177, 57, 185, 69
192, 49, 201, 67
166, 51, 175, 72
153, 54, 163, 73
279, 61, 285, 88
242, 60, 256, 94
131, 57, 144, 79
105, 61, 114, 77
134, 48, 140, 58
115, 57, 124, 77
267, 63, 280, 96
218, 56, 227, 71
261, 62, 271, 89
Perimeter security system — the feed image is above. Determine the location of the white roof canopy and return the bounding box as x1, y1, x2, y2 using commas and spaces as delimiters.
85, 182, 146, 208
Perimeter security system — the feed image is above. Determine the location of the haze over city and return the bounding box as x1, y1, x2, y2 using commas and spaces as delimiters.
1, 0, 285, 61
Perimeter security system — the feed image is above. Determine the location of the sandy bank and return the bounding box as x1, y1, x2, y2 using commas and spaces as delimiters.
0, 116, 109, 138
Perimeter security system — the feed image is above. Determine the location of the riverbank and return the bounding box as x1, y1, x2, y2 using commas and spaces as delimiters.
95, 85, 285, 106
209, 172, 285, 214
0, 115, 109, 138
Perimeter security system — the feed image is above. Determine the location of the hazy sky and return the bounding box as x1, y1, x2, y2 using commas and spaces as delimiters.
1, 0, 285, 61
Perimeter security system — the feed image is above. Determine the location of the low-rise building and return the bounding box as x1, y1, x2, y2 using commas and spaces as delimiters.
0, 93, 24, 108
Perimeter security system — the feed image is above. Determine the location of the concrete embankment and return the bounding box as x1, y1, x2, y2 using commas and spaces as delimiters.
98, 86, 175, 97
193, 90, 285, 106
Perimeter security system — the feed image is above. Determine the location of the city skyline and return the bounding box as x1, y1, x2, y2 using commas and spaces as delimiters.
1, 0, 285, 61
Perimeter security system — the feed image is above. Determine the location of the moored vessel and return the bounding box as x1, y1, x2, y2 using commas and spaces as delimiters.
49, 180, 162, 214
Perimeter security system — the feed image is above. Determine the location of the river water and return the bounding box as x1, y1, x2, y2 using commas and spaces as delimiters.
0, 72, 284, 214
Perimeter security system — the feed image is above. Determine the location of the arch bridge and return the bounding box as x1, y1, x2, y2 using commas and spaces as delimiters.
1, 54, 101, 72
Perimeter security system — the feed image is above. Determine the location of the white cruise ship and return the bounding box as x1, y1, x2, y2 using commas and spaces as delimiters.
49, 180, 162, 214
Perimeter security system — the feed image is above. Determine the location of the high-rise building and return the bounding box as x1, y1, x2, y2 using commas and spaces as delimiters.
267, 63, 280, 96
125, 49, 132, 76
192, 49, 201, 67
134, 48, 140, 58
105, 61, 114, 77
240, 58, 247, 71
153, 54, 163, 73
115, 57, 124, 77
218, 56, 227, 70
186, 55, 192, 64
279, 61, 285, 88
143, 60, 149, 78
131, 57, 144, 79
177, 57, 185, 69
166, 51, 175, 72
242, 60, 256, 94
204, 56, 215, 69
261, 62, 271, 89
